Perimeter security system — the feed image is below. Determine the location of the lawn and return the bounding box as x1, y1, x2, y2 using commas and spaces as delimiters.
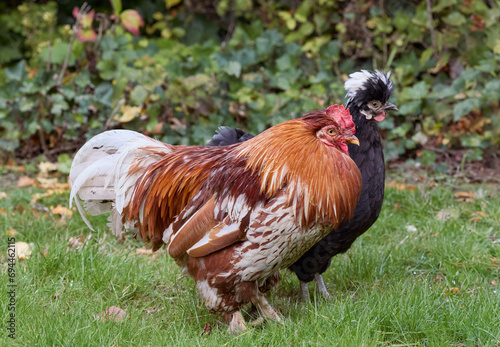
1, 167, 499, 346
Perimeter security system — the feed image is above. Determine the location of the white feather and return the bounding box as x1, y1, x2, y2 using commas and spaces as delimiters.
69, 129, 172, 233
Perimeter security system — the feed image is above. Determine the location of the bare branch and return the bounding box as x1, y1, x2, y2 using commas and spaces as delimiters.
425, 0, 438, 59
56, 2, 91, 85
105, 98, 125, 130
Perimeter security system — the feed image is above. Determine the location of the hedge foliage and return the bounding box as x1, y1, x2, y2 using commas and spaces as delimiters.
0, 0, 499, 167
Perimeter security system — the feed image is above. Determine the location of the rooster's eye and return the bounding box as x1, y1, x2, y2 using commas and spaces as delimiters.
370, 100, 382, 108
327, 129, 335, 135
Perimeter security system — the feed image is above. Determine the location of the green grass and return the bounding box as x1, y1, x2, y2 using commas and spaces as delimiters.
1, 173, 499, 346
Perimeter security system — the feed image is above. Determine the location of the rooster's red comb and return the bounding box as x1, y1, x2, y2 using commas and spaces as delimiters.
325, 105, 355, 132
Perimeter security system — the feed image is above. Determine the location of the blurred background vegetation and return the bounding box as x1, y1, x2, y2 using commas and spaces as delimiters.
0, 0, 499, 174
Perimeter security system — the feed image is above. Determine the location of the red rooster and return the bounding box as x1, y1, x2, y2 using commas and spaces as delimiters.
70, 105, 362, 332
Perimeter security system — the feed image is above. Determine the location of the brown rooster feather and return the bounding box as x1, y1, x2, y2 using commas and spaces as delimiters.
70, 104, 362, 333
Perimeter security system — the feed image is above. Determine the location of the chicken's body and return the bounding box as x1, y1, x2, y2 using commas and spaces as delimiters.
70, 105, 362, 332
208, 70, 397, 300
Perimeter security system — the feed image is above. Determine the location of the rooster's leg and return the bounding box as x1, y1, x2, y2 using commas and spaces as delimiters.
251, 294, 282, 323
314, 273, 331, 299
299, 281, 309, 301
228, 311, 247, 334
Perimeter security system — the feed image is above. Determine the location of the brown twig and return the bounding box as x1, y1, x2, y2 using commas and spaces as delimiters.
46, 41, 52, 72
425, 0, 438, 59
56, 2, 91, 85
93, 13, 108, 50
105, 98, 125, 130
379, 0, 388, 66
221, 11, 236, 52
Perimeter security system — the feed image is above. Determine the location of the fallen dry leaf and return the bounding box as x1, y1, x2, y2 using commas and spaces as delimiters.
17, 176, 37, 188
115, 105, 142, 123
149, 121, 166, 135
37, 177, 69, 190
0, 191, 8, 200
6, 229, 18, 237
454, 191, 476, 202
67, 234, 92, 251
0, 208, 7, 215
30, 189, 69, 204
3, 160, 25, 172
94, 306, 129, 322
38, 161, 59, 177
50, 204, 73, 217
15, 242, 32, 260
436, 208, 459, 221
13, 205, 25, 213
136, 248, 153, 255
201, 322, 212, 336
386, 181, 418, 192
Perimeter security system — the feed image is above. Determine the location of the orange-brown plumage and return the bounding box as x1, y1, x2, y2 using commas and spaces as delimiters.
70, 104, 362, 333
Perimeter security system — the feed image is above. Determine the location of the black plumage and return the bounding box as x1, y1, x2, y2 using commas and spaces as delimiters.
207, 70, 396, 300
207, 127, 255, 146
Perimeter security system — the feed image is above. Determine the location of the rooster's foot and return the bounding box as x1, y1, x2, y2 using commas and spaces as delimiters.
251, 294, 282, 323
314, 273, 331, 299
250, 316, 265, 327
227, 311, 247, 335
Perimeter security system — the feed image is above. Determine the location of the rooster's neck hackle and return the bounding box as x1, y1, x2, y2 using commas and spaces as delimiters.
236, 107, 361, 227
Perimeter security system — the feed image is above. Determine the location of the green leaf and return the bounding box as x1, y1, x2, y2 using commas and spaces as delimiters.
419, 48, 434, 67
94, 83, 114, 106
5, 60, 26, 82
453, 98, 481, 121
44, 42, 74, 65
299, 22, 314, 36
401, 81, 430, 101
224, 61, 242, 78
183, 74, 211, 90
50, 94, 69, 116
97, 60, 117, 80
56, 154, 73, 174
394, 13, 409, 31
130, 85, 148, 105
398, 100, 421, 114
278, 11, 296, 30
165, 0, 182, 9
110, 0, 122, 15
19, 97, 35, 112
443, 12, 466, 26
276, 54, 292, 71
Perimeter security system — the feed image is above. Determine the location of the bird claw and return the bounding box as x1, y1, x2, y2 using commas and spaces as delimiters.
227, 311, 247, 335
251, 294, 283, 324
250, 316, 265, 327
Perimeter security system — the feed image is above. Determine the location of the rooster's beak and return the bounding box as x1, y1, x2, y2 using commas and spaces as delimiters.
384, 102, 398, 111
345, 135, 360, 146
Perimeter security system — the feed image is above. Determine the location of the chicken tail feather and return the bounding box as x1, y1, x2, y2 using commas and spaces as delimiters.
69, 129, 173, 236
